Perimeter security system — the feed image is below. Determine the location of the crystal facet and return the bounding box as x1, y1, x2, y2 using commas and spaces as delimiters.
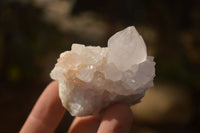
50, 26, 156, 116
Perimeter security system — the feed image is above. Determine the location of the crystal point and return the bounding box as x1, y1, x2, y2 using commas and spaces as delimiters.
50, 26, 155, 116
108, 26, 147, 71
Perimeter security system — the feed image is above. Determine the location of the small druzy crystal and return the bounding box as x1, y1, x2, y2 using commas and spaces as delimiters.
50, 26, 156, 116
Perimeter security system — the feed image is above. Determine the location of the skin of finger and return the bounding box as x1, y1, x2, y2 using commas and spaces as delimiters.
20, 81, 66, 133
68, 116, 101, 133
97, 103, 133, 133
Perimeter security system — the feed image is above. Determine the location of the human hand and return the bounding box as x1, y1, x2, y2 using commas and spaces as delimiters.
20, 81, 133, 133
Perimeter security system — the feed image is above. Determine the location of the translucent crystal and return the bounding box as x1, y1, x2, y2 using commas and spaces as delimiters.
108, 26, 147, 71
71, 43, 85, 55
103, 63, 122, 81
77, 65, 96, 82
50, 26, 156, 116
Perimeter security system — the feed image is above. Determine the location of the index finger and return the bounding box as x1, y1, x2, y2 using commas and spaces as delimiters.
20, 81, 66, 133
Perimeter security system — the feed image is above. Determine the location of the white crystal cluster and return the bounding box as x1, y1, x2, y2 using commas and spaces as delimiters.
50, 26, 155, 116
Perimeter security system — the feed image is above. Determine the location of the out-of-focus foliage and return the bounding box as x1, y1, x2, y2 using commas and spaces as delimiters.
0, 1, 67, 84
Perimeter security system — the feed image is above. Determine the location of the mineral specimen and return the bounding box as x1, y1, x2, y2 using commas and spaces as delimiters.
50, 26, 156, 116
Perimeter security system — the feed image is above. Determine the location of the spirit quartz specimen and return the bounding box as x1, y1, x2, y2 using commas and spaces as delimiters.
50, 26, 155, 116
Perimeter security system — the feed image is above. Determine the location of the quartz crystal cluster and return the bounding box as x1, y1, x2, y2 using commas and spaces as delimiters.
50, 26, 156, 116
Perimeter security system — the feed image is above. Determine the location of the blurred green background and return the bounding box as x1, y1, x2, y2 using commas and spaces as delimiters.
0, 0, 199, 132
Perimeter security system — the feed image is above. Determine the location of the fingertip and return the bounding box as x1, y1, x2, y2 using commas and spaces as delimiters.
20, 81, 66, 133
98, 103, 133, 133
47, 81, 59, 90
68, 116, 101, 133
